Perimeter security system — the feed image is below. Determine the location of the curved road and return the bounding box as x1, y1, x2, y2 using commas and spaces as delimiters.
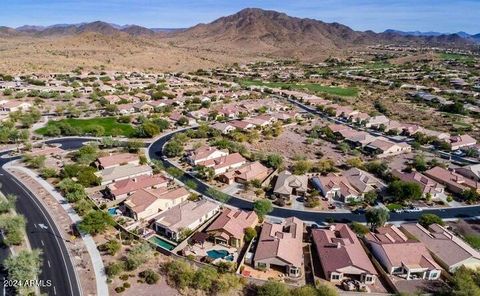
148, 129, 480, 224
0, 138, 90, 296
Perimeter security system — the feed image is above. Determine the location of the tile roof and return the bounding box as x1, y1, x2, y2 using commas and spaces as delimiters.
254, 217, 304, 268
312, 224, 377, 276
108, 174, 168, 197
97, 153, 138, 168
205, 208, 258, 240
401, 223, 480, 269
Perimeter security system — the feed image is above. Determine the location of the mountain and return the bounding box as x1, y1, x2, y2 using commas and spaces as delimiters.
120, 25, 155, 36
169, 8, 474, 56
384, 29, 445, 37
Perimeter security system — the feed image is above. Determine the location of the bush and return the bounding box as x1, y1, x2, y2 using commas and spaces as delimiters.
78, 210, 115, 235
350, 222, 369, 235
99, 240, 121, 256
139, 269, 160, 284
119, 274, 129, 281
105, 262, 125, 278
244, 227, 257, 243
418, 213, 444, 228
115, 286, 125, 293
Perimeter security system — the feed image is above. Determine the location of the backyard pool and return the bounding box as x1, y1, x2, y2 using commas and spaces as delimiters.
149, 236, 176, 251
107, 207, 118, 216
207, 249, 234, 261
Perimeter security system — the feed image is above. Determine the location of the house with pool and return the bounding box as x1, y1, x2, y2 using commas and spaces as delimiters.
204, 208, 258, 248
253, 217, 304, 278
153, 199, 220, 241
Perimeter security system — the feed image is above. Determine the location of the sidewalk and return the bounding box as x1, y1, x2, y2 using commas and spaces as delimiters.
6, 163, 109, 296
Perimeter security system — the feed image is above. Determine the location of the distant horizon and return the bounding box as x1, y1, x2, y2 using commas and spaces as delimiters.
1, 2, 480, 34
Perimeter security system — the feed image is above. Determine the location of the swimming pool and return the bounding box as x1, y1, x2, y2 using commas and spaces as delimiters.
107, 207, 117, 216
207, 249, 233, 261
149, 236, 176, 251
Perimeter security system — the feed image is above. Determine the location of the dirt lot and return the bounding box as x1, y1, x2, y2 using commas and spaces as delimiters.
244, 123, 349, 166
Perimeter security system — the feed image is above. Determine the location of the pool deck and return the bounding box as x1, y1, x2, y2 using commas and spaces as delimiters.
184, 241, 238, 263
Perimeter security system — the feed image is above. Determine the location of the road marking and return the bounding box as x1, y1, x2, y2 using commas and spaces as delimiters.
53, 286, 57, 295
40, 240, 44, 246
10, 178, 76, 296
34, 224, 37, 229
38, 223, 48, 230
47, 260, 51, 268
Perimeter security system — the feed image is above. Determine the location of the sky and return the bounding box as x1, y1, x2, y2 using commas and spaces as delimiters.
1, 0, 479, 34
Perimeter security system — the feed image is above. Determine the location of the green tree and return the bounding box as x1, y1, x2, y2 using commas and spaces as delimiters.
125, 243, 153, 271
365, 207, 389, 230
78, 210, 114, 235
99, 239, 121, 256
164, 140, 184, 157
253, 199, 273, 220
194, 165, 215, 181
125, 140, 144, 153
4, 249, 42, 295
450, 267, 480, 296
363, 190, 378, 206
193, 266, 218, 291
265, 154, 283, 169
418, 214, 444, 228
257, 281, 289, 296
387, 180, 423, 202
0, 215, 26, 245
292, 160, 312, 175
139, 269, 160, 285
244, 227, 257, 242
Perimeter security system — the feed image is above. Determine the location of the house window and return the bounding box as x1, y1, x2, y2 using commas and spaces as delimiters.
430, 271, 438, 279
331, 274, 340, 280
365, 275, 373, 282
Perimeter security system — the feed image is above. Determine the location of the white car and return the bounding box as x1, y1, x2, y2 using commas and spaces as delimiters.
405, 207, 423, 213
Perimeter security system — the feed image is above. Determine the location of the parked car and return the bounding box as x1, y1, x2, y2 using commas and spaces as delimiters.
404, 207, 422, 213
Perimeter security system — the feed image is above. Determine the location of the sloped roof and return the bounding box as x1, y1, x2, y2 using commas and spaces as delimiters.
205, 208, 258, 240
312, 224, 377, 276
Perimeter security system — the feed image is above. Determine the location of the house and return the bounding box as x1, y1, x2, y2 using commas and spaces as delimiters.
312, 174, 361, 203
365, 115, 390, 128
312, 224, 377, 284
364, 137, 411, 158
341, 130, 376, 147
253, 217, 304, 277
186, 146, 229, 165
343, 168, 387, 194
424, 166, 480, 195
210, 122, 235, 134
244, 116, 273, 128
105, 174, 169, 200
455, 164, 480, 182
401, 223, 480, 273
273, 171, 308, 199
229, 120, 255, 131
96, 164, 153, 186
350, 112, 370, 124
0, 100, 32, 112
197, 153, 247, 175
422, 129, 451, 141
95, 153, 139, 170
133, 102, 154, 113
205, 208, 258, 248
450, 134, 477, 151
383, 120, 406, 133
392, 170, 445, 200
153, 199, 220, 241
124, 187, 190, 221
218, 161, 269, 185
365, 225, 441, 280
117, 103, 135, 115
327, 123, 350, 134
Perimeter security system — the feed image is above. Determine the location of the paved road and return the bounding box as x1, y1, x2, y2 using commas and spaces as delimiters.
147, 129, 480, 224
0, 137, 91, 296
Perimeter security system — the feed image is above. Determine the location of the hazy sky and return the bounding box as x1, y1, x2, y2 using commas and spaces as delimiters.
1, 0, 479, 34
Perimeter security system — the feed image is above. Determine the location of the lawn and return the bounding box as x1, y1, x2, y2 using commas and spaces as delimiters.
240, 80, 358, 97
386, 203, 403, 211
36, 117, 136, 137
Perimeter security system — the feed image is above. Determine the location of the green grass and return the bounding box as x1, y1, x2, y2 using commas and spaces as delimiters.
386, 203, 403, 211
240, 80, 358, 97
439, 53, 475, 63
36, 117, 136, 137
464, 234, 480, 250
